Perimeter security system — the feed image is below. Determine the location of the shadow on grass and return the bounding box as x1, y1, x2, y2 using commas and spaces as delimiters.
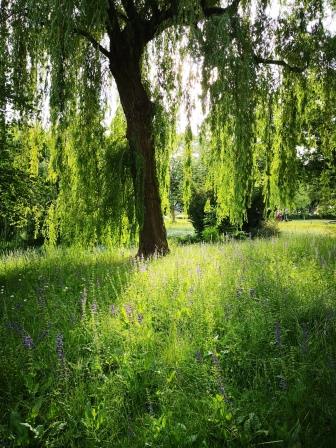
0, 247, 134, 352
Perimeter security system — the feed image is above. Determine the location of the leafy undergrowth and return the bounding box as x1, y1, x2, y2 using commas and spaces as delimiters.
0, 234, 336, 447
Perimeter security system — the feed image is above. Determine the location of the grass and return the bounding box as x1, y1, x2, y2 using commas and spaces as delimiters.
0, 221, 336, 447
279, 219, 336, 236
165, 216, 194, 239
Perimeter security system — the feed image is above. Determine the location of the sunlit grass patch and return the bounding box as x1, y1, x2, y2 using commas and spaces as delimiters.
279, 219, 336, 236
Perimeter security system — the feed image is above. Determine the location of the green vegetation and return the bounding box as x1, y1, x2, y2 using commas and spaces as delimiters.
1, 222, 335, 447
1, 0, 335, 444
1, 0, 336, 255
279, 219, 336, 237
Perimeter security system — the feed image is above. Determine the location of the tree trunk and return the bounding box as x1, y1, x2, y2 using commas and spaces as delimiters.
109, 50, 169, 258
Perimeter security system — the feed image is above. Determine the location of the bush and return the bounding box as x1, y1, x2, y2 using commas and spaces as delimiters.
188, 189, 207, 236
202, 226, 220, 242
256, 220, 280, 238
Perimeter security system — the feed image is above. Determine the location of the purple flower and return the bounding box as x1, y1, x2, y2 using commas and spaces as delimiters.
146, 389, 154, 415
211, 353, 228, 400
80, 288, 87, 317
275, 321, 281, 346
249, 288, 256, 298
110, 304, 118, 317
236, 287, 243, 298
278, 375, 288, 391
56, 334, 64, 362
125, 304, 133, 319
23, 335, 34, 349
195, 350, 202, 363
211, 353, 221, 367
137, 313, 144, 324
91, 301, 98, 314
81, 287, 87, 303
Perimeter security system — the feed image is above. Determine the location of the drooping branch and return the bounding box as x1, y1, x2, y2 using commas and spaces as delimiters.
253, 54, 307, 73
74, 28, 111, 59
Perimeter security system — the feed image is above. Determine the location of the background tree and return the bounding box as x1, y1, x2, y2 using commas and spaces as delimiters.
169, 156, 184, 222
1, 0, 335, 256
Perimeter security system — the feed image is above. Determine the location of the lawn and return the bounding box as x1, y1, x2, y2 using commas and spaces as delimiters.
165, 216, 194, 239
0, 221, 335, 447
279, 219, 336, 237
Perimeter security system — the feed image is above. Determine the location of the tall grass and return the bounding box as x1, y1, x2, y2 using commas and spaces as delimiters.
0, 229, 335, 447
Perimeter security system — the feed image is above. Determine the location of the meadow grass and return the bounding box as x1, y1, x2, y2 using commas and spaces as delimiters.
0, 223, 336, 447
279, 219, 336, 237
165, 216, 194, 239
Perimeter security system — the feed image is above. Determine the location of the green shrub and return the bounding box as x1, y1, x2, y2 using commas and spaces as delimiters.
256, 220, 280, 238
201, 226, 220, 242
188, 189, 207, 236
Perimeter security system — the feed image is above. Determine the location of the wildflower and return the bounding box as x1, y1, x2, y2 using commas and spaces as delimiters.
80, 288, 87, 318
110, 304, 118, 317
23, 335, 34, 349
56, 334, 64, 362
211, 353, 220, 368
81, 287, 87, 307
195, 350, 202, 363
278, 375, 288, 391
125, 304, 133, 319
211, 353, 228, 401
91, 301, 98, 314
236, 287, 243, 298
196, 264, 202, 276
146, 388, 154, 416
137, 313, 144, 324
275, 321, 281, 346
249, 288, 256, 298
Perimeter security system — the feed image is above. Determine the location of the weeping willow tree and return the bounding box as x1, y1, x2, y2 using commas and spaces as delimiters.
1, 0, 335, 256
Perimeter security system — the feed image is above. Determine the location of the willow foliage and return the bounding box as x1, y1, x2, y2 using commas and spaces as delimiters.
1, 0, 335, 243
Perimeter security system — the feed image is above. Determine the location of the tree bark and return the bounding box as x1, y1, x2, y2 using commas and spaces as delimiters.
109, 47, 169, 258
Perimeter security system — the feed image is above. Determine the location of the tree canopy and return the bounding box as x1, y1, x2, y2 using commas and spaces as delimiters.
1, 0, 335, 255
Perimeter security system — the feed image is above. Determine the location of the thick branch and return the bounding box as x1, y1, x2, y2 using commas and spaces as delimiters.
142, 0, 241, 44
121, 0, 137, 19
74, 28, 111, 58
202, 0, 241, 18
106, 0, 121, 37
253, 54, 307, 73
146, 0, 160, 18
